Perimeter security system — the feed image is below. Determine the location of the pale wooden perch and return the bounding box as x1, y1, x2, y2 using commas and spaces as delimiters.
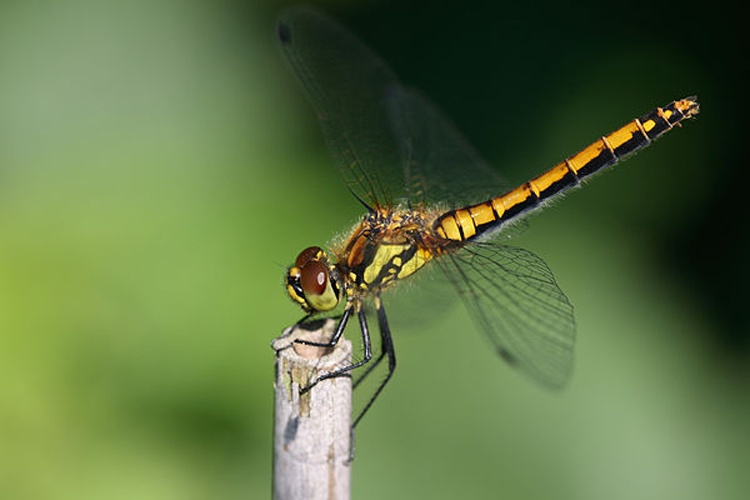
271, 319, 352, 500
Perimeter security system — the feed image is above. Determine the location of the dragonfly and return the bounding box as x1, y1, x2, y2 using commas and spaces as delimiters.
277, 7, 699, 427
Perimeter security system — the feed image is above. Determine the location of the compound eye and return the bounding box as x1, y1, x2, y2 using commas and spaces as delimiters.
300, 260, 328, 297
295, 246, 321, 268
286, 246, 339, 312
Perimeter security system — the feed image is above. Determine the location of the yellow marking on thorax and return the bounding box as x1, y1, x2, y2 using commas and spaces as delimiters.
363, 243, 432, 286
397, 247, 433, 279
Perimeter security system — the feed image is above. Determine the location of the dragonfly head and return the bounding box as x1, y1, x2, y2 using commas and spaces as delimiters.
286, 246, 342, 313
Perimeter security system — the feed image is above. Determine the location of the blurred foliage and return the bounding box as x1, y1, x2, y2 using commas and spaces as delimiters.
0, 0, 747, 499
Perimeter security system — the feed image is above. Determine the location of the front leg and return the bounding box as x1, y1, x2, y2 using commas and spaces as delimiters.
299, 306, 373, 394
293, 306, 352, 350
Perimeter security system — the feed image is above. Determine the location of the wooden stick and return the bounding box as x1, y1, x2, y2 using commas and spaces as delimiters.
271, 319, 352, 500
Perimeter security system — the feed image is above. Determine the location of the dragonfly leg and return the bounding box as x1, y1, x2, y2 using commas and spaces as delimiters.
299, 306, 373, 394
292, 312, 314, 327
352, 318, 389, 390
351, 349, 386, 390
353, 301, 396, 428
293, 307, 351, 349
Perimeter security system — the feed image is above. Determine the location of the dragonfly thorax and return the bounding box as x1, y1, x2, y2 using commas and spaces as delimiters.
340, 208, 436, 293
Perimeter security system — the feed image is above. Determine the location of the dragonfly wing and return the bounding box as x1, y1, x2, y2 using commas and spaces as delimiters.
277, 7, 406, 209
279, 8, 513, 213
436, 241, 576, 388
385, 86, 510, 209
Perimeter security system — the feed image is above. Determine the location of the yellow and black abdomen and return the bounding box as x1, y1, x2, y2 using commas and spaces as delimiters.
435, 97, 699, 242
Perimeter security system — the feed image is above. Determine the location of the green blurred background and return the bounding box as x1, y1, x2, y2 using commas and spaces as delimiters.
0, 0, 746, 498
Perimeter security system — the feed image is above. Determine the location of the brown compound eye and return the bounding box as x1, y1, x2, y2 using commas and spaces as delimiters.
300, 260, 328, 297
286, 246, 340, 312
295, 246, 321, 268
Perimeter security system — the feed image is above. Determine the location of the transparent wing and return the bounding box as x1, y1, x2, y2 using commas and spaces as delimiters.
385, 85, 509, 209
277, 7, 509, 211
277, 7, 404, 209
436, 241, 576, 388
